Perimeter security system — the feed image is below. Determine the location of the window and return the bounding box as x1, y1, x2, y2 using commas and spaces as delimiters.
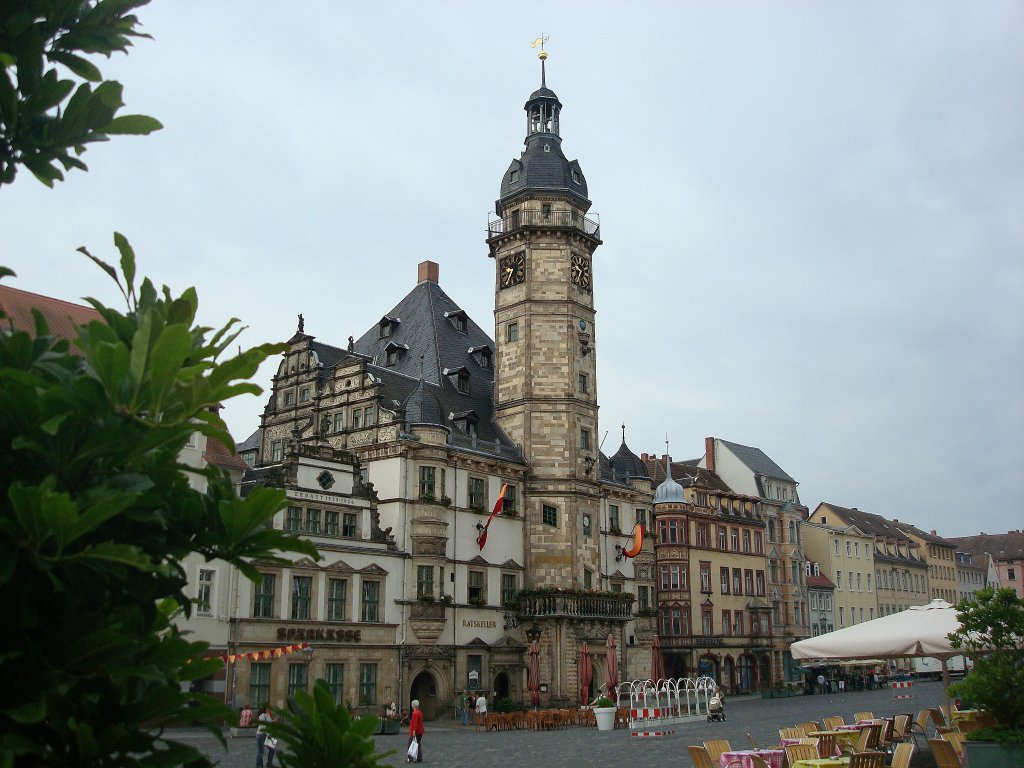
361, 580, 380, 622
249, 662, 271, 708
506, 322, 519, 342
306, 508, 321, 534
756, 571, 766, 596
196, 569, 214, 615
638, 585, 651, 611
720, 567, 730, 594
468, 570, 485, 602
578, 373, 588, 394
468, 477, 487, 511
699, 562, 711, 594
660, 564, 683, 591
754, 531, 764, 554
847, 541, 852, 556
417, 566, 434, 598
696, 523, 710, 547
300, 387, 311, 403
733, 568, 742, 594
869, 608, 875, 620
635, 509, 647, 531
1010, 568, 1017, 581
271, 440, 284, 462
768, 519, 776, 542
379, 321, 392, 339
734, 612, 744, 636
835, 539, 840, 556
327, 578, 347, 621
291, 575, 312, 620
857, 573, 862, 591
453, 315, 467, 333
542, 504, 557, 527
502, 573, 517, 605
288, 662, 308, 697
352, 408, 362, 429
454, 372, 469, 393
610, 582, 623, 593
325, 510, 339, 535
419, 466, 444, 499
702, 609, 713, 636
731, 528, 740, 551
839, 607, 845, 626
836, 571, 843, 590
743, 530, 751, 552
745, 569, 754, 595
284, 391, 294, 406
722, 610, 731, 636
503, 484, 517, 515
325, 663, 344, 703
363, 406, 375, 426
285, 506, 302, 532
510, 168, 520, 182
580, 428, 590, 451
358, 663, 377, 706
718, 526, 728, 550
466, 655, 482, 690
792, 561, 801, 584
583, 568, 593, 590
609, 505, 620, 532
253, 573, 275, 618
542, 203, 552, 219
333, 412, 344, 432
789, 520, 798, 543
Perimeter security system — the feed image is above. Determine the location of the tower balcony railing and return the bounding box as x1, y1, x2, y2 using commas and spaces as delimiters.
515, 592, 633, 621
487, 209, 600, 241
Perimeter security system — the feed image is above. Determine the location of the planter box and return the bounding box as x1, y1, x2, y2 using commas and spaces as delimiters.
379, 719, 401, 735
593, 707, 616, 731
963, 740, 1024, 768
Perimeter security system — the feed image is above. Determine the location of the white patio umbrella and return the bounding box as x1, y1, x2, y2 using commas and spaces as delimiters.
791, 599, 962, 711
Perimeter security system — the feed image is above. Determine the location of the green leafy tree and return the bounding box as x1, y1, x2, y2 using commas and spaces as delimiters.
265, 681, 393, 768
0, 0, 162, 187
0, 239, 319, 767
949, 587, 1024, 737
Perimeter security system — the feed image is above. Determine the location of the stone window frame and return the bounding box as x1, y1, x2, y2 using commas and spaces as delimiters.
253, 571, 278, 618
506, 321, 519, 343
290, 573, 313, 620
416, 565, 434, 599
467, 569, 487, 603
327, 577, 348, 622
542, 503, 558, 528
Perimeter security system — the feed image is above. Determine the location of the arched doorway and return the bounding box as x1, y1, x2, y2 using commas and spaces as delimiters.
738, 654, 755, 693
722, 656, 735, 693
697, 654, 718, 683
494, 671, 510, 705
410, 670, 439, 721
665, 653, 687, 680
758, 655, 771, 688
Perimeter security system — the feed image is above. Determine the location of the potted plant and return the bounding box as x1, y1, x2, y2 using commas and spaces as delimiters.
439, 495, 452, 507
417, 593, 435, 603
592, 695, 616, 731
948, 587, 1024, 767
440, 594, 454, 606
468, 595, 486, 607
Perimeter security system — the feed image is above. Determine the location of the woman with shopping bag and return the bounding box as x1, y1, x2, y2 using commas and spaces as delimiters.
406, 699, 424, 763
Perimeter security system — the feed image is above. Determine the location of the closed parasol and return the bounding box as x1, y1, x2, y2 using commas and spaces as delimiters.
579, 641, 593, 706
605, 633, 619, 696
527, 640, 541, 707
650, 635, 666, 682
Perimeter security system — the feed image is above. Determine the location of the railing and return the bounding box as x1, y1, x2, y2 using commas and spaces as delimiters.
517, 593, 632, 621
487, 209, 600, 240
411, 601, 446, 620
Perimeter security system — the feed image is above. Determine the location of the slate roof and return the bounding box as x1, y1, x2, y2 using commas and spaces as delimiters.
949, 532, 1024, 563
817, 503, 928, 568
0, 284, 100, 343
719, 439, 796, 483
643, 457, 735, 495
806, 573, 836, 590
237, 429, 261, 453
608, 441, 649, 480
889, 520, 957, 548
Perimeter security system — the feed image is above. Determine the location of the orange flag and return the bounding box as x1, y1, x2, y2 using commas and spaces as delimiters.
476, 484, 508, 550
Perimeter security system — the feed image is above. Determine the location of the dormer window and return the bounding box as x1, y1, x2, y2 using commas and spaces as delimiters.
378, 315, 399, 339
510, 168, 520, 183
445, 309, 468, 334
444, 367, 470, 393
450, 409, 478, 436
571, 169, 581, 184
384, 341, 408, 367
468, 345, 492, 370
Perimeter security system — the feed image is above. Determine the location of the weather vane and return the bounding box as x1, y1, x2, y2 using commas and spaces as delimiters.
531, 35, 550, 86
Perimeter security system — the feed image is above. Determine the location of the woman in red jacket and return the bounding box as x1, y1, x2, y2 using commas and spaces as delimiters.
407, 699, 424, 763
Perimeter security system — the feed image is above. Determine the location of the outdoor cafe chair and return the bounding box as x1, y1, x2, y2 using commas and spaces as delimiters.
864, 722, 884, 751
891, 713, 911, 742
822, 715, 845, 730
784, 743, 819, 765
942, 730, 965, 756
686, 745, 715, 768
928, 738, 960, 768
910, 709, 932, 748
815, 732, 837, 758
797, 721, 818, 735
746, 732, 759, 749
702, 739, 731, 763
779, 727, 805, 740
890, 742, 915, 768
929, 707, 947, 728
848, 751, 886, 768
854, 711, 875, 723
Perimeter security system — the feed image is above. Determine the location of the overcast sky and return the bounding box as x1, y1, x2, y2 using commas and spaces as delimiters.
2, 2, 1021, 538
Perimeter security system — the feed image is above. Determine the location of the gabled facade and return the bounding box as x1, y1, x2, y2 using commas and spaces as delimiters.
802, 515, 878, 629
701, 437, 808, 681
954, 550, 986, 602
804, 565, 836, 637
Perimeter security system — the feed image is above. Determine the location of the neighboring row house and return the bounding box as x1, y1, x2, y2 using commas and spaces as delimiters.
950, 532, 1024, 599
802, 518, 879, 628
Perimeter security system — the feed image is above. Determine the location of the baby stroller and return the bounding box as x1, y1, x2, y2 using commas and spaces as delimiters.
706, 692, 725, 722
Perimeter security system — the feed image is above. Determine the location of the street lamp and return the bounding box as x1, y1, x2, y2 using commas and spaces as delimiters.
525, 623, 542, 643
302, 643, 314, 690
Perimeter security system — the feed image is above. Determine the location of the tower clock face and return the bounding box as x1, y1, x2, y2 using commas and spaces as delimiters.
499, 252, 526, 288
571, 254, 592, 291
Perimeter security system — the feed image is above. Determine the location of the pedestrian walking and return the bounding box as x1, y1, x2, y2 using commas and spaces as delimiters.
407, 699, 424, 763
816, 673, 826, 695
475, 692, 487, 718
255, 705, 275, 768
460, 692, 471, 726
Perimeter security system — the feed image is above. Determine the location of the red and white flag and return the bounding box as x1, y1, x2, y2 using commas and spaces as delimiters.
476, 483, 508, 550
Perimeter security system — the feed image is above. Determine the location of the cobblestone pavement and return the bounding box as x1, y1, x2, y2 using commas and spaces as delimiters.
173, 680, 948, 768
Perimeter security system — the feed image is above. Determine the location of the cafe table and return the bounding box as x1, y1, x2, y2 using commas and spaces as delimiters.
807, 730, 852, 753
718, 749, 786, 768
788, 759, 848, 768
950, 709, 979, 724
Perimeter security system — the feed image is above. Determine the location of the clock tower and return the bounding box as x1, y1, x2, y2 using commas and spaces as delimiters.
487, 50, 602, 588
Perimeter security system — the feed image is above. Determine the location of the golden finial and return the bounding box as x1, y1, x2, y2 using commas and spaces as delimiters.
531, 35, 550, 85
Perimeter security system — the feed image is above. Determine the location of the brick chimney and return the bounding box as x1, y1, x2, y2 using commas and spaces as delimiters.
418, 260, 439, 284
705, 437, 716, 474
